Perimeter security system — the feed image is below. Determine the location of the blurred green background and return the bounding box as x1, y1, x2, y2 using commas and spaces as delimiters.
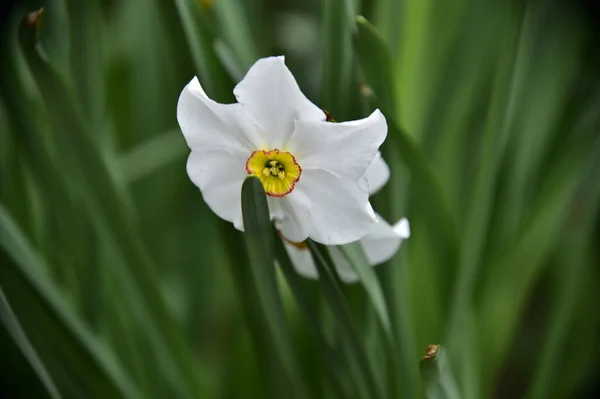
1, 0, 600, 398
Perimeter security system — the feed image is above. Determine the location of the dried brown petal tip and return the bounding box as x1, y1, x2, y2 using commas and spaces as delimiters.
25, 8, 44, 28
423, 344, 440, 360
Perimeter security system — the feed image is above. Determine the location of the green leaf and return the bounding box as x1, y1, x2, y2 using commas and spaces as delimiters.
321, 0, 356, 118
173, 0, 233, 100
119, 130, 187, 184
526, 151, 600, 399
65, 0, 105, 132
338, 242, 392, 339
241, 177, 308, 398
476, 135, 600, 390
354, 16, 396, 115
213, 0, 261, 71
0, 203, 140, 399
273, 232, 350, 398
420, 345, 461, 399
17, 16, 207, 398
354, 17, 459, 272
0, 286, 60, 399
307, 240, 384, 399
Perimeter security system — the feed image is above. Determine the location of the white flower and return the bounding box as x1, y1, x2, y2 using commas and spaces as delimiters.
178, 56, 387, 245
283, 154, 410, 283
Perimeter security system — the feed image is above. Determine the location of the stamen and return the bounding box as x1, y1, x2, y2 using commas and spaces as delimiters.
278, 171, 285, 180
263, 167, 271, 176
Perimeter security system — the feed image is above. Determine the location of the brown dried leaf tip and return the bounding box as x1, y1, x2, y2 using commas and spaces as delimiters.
423, 344, 440, 360
323, 109, 336, 122
25, 8, 44, 28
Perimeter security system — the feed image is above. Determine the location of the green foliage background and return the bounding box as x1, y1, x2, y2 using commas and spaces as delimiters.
1, 0, 599, 398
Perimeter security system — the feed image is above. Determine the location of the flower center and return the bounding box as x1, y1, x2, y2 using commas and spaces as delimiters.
245, 149, 302, 197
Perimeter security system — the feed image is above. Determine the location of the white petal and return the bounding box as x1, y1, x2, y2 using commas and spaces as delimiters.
329, 247, 360, 283
275, 189, 312, 243
178, 77, 262, 153
359, 216, 410, 265
267, 197, 285, 220
186, 150, 247, 230
393, 218, 411, 238
283, 242, 319, 280
363, 152, 390, 195
288, 109, 387, 181
296, 170, 375, 245
283, 241, 360, 283
233, 56, 325, 149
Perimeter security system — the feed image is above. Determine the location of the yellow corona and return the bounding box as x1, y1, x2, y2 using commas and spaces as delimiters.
245, 149, 302, 197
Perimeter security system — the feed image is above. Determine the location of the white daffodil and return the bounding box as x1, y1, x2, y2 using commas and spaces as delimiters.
178, 56, 387, 245
282, 153, 410, 283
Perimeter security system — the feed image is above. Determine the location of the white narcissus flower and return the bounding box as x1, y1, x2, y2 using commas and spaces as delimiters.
283, 153, 410, 283
178, 56, 387, 245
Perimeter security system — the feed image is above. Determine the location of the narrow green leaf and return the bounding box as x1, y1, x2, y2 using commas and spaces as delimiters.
354, 17, 459, 273
338, 242, 392, 339
527, 152, 600, 399
65, 0, 105, 132
273, 232, 350, 398
217, 221, 273, 398
420, 345, 461, 399
476, 135, 600, 389
307, 240, 384, 399
213, 38, 245, 82
0, 287, 61, 399
0, 203, 140, 399
173, 0, 233, 99
355, 16, 396, 115
119, 130, 187, 184
322, 0, 355, 118
213, 0, 261, 71
355, 15, 451, 399
18, 16, 206, 398
241, 176, 308, 398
